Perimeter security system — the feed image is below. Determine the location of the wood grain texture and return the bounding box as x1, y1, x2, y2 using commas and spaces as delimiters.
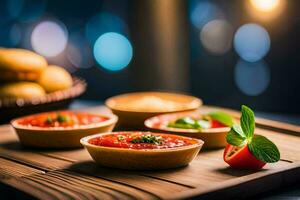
0, 105, 300, 199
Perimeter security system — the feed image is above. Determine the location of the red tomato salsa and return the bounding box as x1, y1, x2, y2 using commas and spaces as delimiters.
17, 111, 108, 128
88, 132, 198, 150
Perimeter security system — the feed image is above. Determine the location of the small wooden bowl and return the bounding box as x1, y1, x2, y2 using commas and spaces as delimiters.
145, 110, 231, 149
81, 132, 203, 170
11, 112, 118, 148
105, 92, 202, 129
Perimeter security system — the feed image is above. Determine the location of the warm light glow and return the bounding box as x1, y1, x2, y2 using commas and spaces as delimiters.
250, 0, 280, 12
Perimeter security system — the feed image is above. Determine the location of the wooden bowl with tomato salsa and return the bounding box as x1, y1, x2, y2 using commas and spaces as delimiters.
11, 110, 118, 148
145, 110, 235, 149
80, 132, 203, 170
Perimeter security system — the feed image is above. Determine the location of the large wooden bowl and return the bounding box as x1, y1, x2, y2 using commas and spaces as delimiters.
145, 110, 231, 149
105, 92, 202, 129
0, 77, 86, 124
81, 132, 203, 170
11, 112, 118, 148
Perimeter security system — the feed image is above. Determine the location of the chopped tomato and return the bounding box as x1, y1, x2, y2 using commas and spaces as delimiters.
223, 144, 266, 170
210, 119, 227, 128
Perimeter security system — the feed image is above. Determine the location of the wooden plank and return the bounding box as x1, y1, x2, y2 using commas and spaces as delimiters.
19, 127, 300, 189
67, 162, 191, 199
171, 162, 300, 200
0, 105, 300, 199
2, 169, 160, 200
0, 158, 44, 179
0, 126, 74, 171
0, 144, 73, 171
0, 125, 190, 199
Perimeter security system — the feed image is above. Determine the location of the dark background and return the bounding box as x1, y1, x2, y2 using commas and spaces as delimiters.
0, 0, 299, 114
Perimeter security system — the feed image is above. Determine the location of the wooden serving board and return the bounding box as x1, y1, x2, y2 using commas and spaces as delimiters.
0, 106, 300, 200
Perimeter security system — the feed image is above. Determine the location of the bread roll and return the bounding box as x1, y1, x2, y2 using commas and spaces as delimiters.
38, 65, 73, 93
0, 48, 47, 81
0, 82, 46, 99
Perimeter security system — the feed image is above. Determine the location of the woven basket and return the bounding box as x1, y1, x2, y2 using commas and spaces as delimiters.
0, 77, 86, 123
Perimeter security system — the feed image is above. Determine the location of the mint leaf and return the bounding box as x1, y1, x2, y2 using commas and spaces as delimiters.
207, 111, 234, 127
248, 135, 280, 163
232, 124, 246, 137
226, 124, 247, 147
240, 105, 255, 140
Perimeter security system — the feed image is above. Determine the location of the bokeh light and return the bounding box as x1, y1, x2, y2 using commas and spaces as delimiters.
31, 20, 68, 57
200, 19, 233, 55
67, 32, 94, 69
93, 32, 133, 71
85, 12, 127, 44
235, 59, 270, 96
234, 23, 270, 62
190, 0, 223, 30
250, 0, 280, 12
246, 0, 285, 21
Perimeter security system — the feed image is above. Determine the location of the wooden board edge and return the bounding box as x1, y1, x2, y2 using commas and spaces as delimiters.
170, 162, 300, 200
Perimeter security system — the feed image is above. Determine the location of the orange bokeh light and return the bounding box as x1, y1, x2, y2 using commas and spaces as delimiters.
247, 0, 286, 21
250, 0, 280, 12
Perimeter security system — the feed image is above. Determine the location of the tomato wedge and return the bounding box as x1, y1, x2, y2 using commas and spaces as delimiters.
223, 144, 266, 170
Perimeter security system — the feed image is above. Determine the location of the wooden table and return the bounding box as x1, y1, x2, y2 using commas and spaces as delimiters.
1, 105, 300, 200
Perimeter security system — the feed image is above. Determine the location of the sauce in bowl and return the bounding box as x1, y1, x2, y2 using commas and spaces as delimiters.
88, 132, 199, 150
17, 111, 108, 128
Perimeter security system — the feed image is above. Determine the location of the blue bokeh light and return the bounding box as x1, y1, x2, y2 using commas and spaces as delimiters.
235, 59, 270, 96
234, 23, 270, 62
85, 12, 127, 44
190, 0, 222, 30
93, 32, 133, 71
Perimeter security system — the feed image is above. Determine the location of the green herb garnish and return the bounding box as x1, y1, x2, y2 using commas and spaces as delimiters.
168, 117, 201, 130
226, 105, 280, 163
57, 113, 69, 123
45, 116, 53, 124
131, 134, 162, 145
118, 135, 125, 141
207, 111, 234, 127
